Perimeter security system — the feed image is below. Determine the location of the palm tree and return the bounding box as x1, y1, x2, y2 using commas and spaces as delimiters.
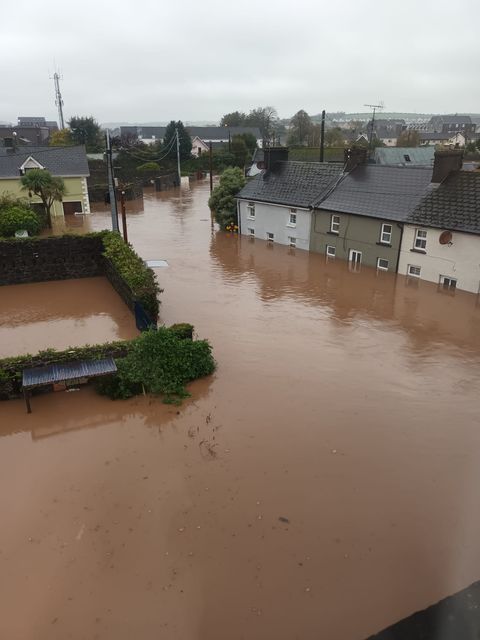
21, 169, 66, 228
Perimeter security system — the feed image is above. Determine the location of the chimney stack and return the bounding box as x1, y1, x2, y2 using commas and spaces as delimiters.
263, 147, 289, 173
344, 147, 368, 172
432, 149, 464, 183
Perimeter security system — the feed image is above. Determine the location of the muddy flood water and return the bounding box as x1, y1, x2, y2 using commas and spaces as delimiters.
1, 181, 480, 640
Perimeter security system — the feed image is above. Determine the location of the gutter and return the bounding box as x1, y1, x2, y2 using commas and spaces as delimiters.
395, 223, 404, 273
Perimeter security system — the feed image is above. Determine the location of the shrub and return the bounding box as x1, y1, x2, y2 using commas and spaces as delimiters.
101, 231, 162, 320
95, 328, 215, 402
0, 205, 41, 237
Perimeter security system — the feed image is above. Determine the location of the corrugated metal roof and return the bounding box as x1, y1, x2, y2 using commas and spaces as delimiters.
22, 358, 117, 389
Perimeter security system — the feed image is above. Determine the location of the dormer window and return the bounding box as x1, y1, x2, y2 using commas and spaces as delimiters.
19, 156, 45, 175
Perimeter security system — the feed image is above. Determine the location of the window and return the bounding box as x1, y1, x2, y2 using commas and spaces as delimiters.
440, 275, 457, 290
267, 232, 274, 242
349, 249, 362, 265
414, 229, 427, 250
326, 245, 336, 257
330, 215, 340, 233
248, 227, 254, 236
247, 203, 255, 219
377, 258, 389, 271
290, 208, 297, 213
404, 154, 411, 162
408, 264, 421, 277
380, 223, 392, 244
288, 213, 297, 226
288, 236, 296, 247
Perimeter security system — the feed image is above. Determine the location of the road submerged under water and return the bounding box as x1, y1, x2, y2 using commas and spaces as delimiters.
1, 181, 480, 640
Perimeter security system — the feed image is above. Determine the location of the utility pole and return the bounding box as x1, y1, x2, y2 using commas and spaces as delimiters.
320, 109, 326, 162
53, 72, 65, 129
365, 102, 383, 146
209, 141, 213, 192
175, 127, 181, 186
105, 130, 119, 232
120, 190, 128, 243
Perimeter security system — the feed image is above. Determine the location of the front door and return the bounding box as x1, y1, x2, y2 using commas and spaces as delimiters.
349, 249, 362, 265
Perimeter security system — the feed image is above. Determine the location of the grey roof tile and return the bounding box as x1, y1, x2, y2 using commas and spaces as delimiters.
315, 165, 433, 222
0, 145, 89, 178
408, 171, 480, 234
237, 161, 344, 208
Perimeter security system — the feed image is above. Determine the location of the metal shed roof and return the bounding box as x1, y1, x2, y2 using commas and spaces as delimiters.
22, 358, 117, 389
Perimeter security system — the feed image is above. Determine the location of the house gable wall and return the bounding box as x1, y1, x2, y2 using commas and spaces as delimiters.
238, 200, 311, 250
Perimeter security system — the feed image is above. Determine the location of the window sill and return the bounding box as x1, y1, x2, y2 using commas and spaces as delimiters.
327, 230, 339, 235
410, 248, 426, 254
247, 216, 255, 221
286, 223, 297, 228
376, 242, 392, 247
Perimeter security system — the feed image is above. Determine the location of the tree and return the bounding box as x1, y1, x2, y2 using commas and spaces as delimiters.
231, 136, 249, 167
245, 106, 278, 143
287, 110, 313, 146
208, 167, 245, 229
136, 161, 161, 182
220, 111, 246, 127
0, 193, 44, 236
49, 128, 74, 146
396, 130, 420, 147
235, 132, 257, 154
324, 127, 345, 147
163, 120, 192, 161
21, 169, 66, 228
68, 116, 103, 152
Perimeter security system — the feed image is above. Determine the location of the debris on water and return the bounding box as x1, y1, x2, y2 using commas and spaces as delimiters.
178, 527, 185, 533
331, 449, 337, 454
305, 587, 311, 593
279, 516, 290, 523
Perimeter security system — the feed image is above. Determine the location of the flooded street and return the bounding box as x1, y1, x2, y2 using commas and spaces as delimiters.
1, 181, 480, 639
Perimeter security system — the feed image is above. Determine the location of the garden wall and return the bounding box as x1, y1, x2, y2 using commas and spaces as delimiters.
0, 235, 103, 285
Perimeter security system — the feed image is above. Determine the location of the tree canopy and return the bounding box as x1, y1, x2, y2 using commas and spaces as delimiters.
396, 130, 420, 147
220, 111, 247, 127
21, 169, 66, 228
288, 110, 313, 146
163, 121, 192, 161
49, 128, 74, 146
208, 166, 245, 229
219, 106, 279, 144
68, 116, 103, 152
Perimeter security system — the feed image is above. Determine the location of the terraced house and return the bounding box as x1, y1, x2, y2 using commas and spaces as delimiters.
398, 165, 480, 294
0, 145, 90, 217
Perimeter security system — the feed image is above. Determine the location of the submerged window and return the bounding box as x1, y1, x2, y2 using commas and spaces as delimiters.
326, 245, 336, 257
440, 275, 457, 290
248, 227, 254, 236
408, 264, 421, 277
267, 232, 274, 242
377, 258, 389, 271
289, 236, 296, 247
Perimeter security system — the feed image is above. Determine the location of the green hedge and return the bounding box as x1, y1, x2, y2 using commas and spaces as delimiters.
0, 323, 198, 400
101, 231, 162, 320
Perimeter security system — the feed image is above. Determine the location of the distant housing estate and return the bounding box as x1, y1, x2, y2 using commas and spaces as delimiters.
0, 117, 58, 147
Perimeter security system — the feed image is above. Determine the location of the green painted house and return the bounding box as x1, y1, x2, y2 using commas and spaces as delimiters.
310, 165, 433, 272
0, 145, 90, 216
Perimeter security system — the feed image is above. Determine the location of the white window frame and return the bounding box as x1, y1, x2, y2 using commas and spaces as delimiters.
330, 215, 340, 234
247, 227, 254, 236
349, 249, 362, 265
407, 264, 421, 277
288, 236, 296, 248
326, 245, 336, 257
380, 223, 392, 245
377, 257, 389, 271
414, 229, 427, 250
247, 202, 255, 219
440, 275, 457, 290
287, 212, 297, 227
266, 232, 274, 242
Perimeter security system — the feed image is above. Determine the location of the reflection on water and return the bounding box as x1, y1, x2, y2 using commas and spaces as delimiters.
2, 180, 480, 640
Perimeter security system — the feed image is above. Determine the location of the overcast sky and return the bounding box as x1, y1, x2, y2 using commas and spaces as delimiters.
1, 0, 479, 125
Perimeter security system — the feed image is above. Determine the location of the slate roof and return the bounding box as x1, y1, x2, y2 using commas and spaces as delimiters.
407, 171, 480, 234
420, 132, 455, 141
0, 146, 89, 178
315, 165, 433, 222
237, 161, 343, 208
374, 146, 435, 166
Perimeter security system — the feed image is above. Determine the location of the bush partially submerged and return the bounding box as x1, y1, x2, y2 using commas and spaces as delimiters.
95, 327, 215, 402
0, 194, 44, 237
208, 166, 245, 229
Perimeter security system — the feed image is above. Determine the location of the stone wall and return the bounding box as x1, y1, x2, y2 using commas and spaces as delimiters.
0, 235, 104, 285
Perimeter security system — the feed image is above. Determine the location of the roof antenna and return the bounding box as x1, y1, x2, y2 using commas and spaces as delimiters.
364, 101, 384, 146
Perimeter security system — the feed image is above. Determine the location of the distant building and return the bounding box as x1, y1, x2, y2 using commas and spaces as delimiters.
428, 115, 475, 138
120, 125, 263, 149
374, 147, 435, 166
0, 145, 90, 217
0, 116, 58, 147
420, 131, 466, 147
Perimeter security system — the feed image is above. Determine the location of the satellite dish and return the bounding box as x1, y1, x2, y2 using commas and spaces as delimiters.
439, 230, 452, 245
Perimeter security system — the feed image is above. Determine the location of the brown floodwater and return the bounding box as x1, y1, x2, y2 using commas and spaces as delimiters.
0, 277, 138, 357
1, 181, 480, 640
